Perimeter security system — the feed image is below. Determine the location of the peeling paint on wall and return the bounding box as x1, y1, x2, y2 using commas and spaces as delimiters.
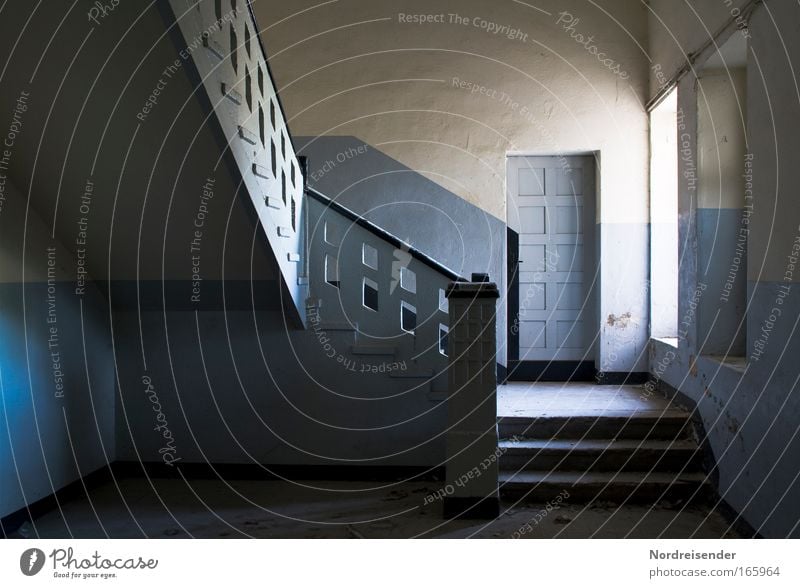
606, 312, 632, 328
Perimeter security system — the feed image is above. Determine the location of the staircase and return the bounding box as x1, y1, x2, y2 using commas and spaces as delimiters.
498, 406, 712, 504
166, 1, 464, 363
166, 1, 715, 501
161, 1, 471, 464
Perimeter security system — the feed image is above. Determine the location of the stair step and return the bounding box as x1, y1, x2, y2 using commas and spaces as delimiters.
498, 439, 702, 472
499, 470, 711, 504
317, 322, 357, 332
349, 345, 397, 356
389, 369, 434, 379
498, 412, 691, 440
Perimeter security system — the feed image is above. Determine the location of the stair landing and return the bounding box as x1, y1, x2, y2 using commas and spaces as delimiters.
498, 382, 672, 418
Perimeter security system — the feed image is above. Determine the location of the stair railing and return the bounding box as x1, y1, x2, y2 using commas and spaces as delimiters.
168, 0, 308, 321
169, 3, 501, 497
305, 186, 465, 397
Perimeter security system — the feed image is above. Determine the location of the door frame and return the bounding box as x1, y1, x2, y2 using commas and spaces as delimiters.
505, 153, 599, 382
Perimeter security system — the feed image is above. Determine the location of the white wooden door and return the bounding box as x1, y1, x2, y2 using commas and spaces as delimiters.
507, 156, 595, 362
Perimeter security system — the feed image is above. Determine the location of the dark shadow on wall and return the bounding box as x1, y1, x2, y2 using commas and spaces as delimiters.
295, 136, 505, 287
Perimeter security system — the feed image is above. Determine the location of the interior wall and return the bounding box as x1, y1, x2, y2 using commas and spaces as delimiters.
0, 0, 452, 479
0, 1, 292, 513
254, 0, 652, 375
648, 1, 800, 538
696, 68, 748, 355
646, 0, 752, 99
0, 178, 115, 521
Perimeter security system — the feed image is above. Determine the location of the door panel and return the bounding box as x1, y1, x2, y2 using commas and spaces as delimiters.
508, 156, 595, 366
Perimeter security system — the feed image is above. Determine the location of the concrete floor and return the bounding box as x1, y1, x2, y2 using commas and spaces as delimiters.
11, 476, 738, 539
12, 383, 738, 539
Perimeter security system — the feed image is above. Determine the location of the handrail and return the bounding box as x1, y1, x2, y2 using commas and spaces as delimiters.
306, 186, 466, 283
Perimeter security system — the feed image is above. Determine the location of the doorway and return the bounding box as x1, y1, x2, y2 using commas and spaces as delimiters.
506, 155, 596, 381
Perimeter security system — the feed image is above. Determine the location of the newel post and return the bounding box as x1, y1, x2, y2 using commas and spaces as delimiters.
297, 155, 310, 285
443, 273, 500, 519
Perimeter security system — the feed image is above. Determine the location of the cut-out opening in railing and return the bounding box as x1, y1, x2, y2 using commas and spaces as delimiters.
258, 105, 264, 146
245, 68, 252, 111
229, 24, 237, 73
325, 254, 339, 289
362, 243, 378, 270
401, 301, 416, 334
438, 324, 449, 356
363, 277, 379, 312
400, 267, 416, 294
323, 221, 339, 246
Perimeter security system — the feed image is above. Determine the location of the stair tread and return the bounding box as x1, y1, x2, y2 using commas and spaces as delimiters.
389, 369, 434, 379
499, 439, 698, 451
499, 470, 708, 485
349, 345, 397, 356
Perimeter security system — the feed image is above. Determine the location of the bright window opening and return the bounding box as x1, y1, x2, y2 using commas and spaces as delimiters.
649, 87, 679, 344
